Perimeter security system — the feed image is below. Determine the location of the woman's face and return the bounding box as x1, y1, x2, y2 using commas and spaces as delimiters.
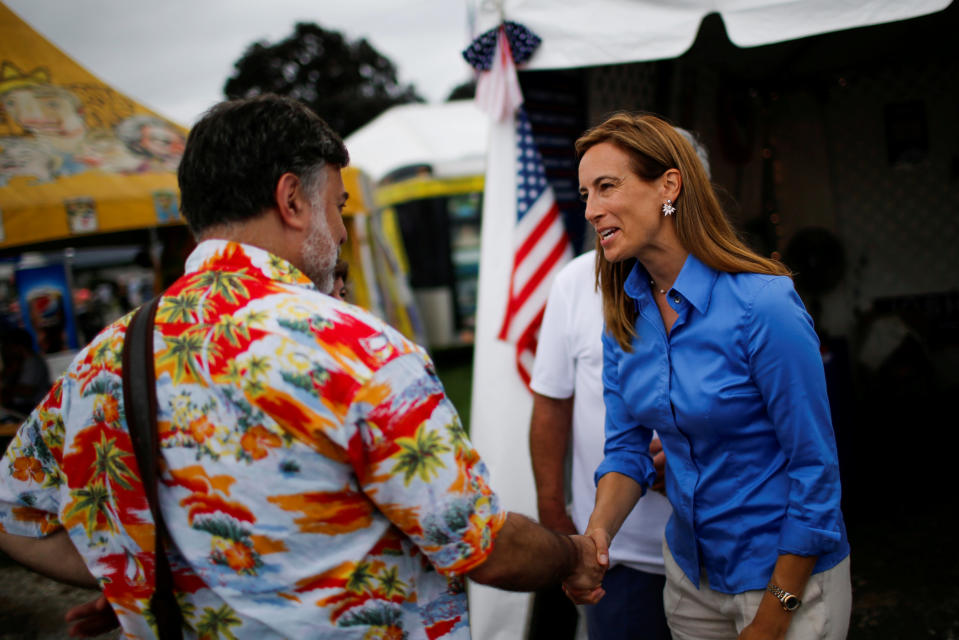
578, 141, 667, 263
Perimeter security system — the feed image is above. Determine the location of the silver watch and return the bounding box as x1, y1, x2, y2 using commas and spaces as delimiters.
767, 583, 802, 612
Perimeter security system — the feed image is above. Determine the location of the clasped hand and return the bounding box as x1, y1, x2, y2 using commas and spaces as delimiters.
65, 594, 118, 637
562, 529, 610, 605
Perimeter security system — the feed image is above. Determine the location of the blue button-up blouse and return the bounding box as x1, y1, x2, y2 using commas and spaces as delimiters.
595, 254, 850, 594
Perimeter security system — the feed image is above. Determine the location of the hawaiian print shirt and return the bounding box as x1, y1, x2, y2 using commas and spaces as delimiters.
0, 240, 505, 639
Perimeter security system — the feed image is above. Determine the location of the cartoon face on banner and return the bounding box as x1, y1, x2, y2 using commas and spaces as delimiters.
65, 197, 98, 233
0, 136, 59, 185
1, 81, 86, 144
0, 62, 185, 184
116, 116, 186, 172
152, 190, 179, 223
77, 130, 143, 173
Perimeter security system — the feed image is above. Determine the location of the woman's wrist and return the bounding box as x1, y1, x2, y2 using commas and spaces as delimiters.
749, 593, 793, 638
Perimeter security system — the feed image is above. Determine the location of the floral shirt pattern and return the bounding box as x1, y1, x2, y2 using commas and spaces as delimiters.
0, 241, 504, 639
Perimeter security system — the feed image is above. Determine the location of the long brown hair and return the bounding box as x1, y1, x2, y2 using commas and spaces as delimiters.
576, 112, 790, 351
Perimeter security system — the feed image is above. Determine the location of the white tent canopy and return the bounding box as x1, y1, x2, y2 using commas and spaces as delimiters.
469, 0, 952, 70
344, 100, 488, 183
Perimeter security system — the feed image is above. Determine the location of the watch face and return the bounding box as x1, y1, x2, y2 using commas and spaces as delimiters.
783, 595, 801, 611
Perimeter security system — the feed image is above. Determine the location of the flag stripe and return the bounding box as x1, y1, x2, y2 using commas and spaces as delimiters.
514, 307, 545, 386
512, 206, 567, 289
500, 280, 551, 345
505, 233, 570, 327
498, 236, 570, 344
514, 198, 563, 264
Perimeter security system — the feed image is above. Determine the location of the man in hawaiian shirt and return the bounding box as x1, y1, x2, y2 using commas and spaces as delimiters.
0, 95, 604, 639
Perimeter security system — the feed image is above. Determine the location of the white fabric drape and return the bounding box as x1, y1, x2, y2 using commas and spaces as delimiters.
468, 0, 952, 70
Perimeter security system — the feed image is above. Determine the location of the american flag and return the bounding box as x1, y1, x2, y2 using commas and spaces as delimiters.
465, 23, 572, 386
497, 109, 572, 384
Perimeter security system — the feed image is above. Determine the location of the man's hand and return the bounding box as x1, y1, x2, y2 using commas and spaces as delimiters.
468, 512, 597, 592
65, 594, 119, 637
562, 528, 610, 604
650, 437, 666, 495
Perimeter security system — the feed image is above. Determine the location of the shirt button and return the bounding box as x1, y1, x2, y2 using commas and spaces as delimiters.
673, 296, 681, 304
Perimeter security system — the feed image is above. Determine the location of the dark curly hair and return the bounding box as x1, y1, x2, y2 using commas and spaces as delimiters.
177, 94, 349, 235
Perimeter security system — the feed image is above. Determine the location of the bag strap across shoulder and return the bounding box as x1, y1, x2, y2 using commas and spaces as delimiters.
121, 295, 184, 639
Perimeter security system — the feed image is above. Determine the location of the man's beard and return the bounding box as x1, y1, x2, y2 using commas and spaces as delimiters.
301, 203, 339, 294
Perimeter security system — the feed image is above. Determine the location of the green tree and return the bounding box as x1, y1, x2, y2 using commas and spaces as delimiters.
446, 79, 476, 101
224, 22, 422, 137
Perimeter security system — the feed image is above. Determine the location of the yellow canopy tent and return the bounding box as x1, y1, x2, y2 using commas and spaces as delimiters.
0, 2, 422, 349
0, 0, 190, 374
339, 168, 425, 345
0, 1, 188, 249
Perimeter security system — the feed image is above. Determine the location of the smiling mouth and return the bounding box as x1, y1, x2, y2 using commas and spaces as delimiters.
599, 228, 618, 240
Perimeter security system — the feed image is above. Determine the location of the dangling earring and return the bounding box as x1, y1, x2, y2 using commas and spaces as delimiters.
662, 200, 676, 216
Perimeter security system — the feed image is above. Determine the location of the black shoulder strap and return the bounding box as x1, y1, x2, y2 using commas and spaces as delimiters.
121, 295, 183, 639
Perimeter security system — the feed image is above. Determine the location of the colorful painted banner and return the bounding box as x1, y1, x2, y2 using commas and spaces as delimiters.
0, 2, 187, 249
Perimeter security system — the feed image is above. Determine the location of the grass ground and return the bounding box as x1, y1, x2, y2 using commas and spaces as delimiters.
432, 346, 474, 433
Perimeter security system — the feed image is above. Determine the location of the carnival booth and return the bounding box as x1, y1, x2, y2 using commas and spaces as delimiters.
346, 101, 487, 349
463, 1, 957, 637
337, 166, 426, 347
0, 1, 423, 384
0, 0, 190, 384
0, 3, 187, 249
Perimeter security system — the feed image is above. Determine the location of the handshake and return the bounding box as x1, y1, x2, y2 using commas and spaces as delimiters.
562, 528, 611, 604
467, 513, 610, 602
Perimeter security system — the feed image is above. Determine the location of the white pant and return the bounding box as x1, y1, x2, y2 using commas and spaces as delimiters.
663, 541, 851, 640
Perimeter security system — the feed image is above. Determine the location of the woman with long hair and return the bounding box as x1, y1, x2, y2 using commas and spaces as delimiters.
567, 113, 850, 640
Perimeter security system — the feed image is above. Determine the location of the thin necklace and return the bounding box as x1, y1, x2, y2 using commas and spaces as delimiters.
649, 278, 667, 295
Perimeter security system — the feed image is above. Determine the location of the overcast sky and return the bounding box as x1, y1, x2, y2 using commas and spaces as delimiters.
4, 0, 477, 126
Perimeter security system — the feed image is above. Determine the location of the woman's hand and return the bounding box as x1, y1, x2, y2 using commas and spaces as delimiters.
739, 554, 817, 640
586, 527, 611, 569
737, 605, 789, 640
650, 437, 667, 495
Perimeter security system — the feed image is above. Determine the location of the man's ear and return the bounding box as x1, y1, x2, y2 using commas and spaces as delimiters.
274, 172, 310, 231
662, 168, 682, 202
